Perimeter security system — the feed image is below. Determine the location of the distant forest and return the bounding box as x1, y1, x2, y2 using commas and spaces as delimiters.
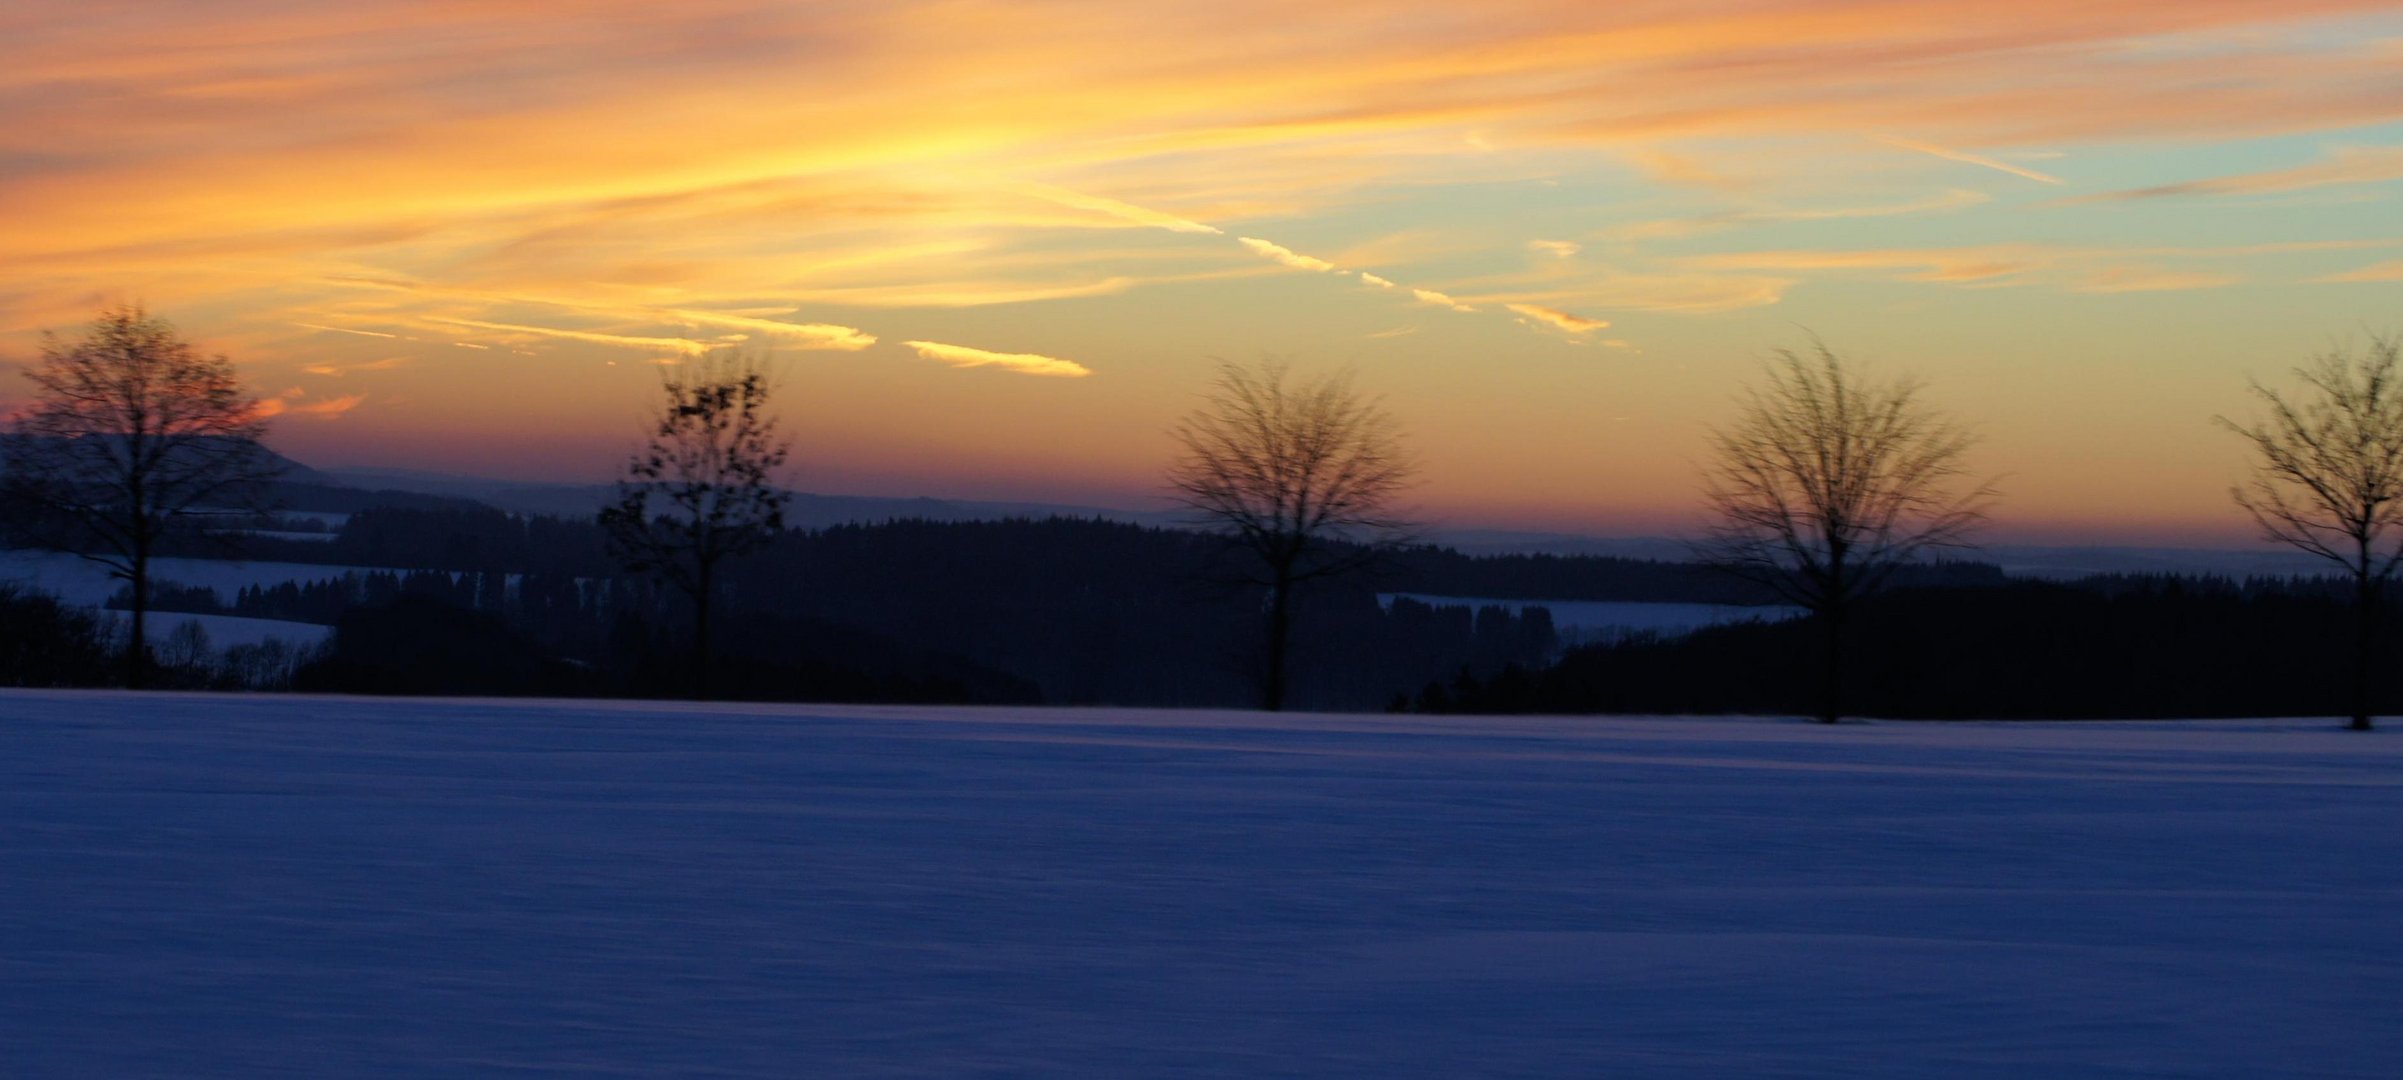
3, 501, 2386, 719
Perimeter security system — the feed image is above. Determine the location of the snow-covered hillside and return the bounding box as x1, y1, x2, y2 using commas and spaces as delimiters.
5, 693, 2397, 1077
0, 550, 349, 653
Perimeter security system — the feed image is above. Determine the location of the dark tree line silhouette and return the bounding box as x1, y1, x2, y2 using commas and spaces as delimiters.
1423, 575, 2403, 719
6, 304, 2401, 727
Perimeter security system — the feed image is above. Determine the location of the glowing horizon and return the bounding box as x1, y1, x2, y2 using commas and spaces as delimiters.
4, 1, 2401, 545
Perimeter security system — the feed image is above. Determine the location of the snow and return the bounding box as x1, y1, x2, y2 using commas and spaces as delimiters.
4, 693, 2398, 1078
241, 529, 340, 543
1384, 593, 1804, 643
0, 549, 361, 608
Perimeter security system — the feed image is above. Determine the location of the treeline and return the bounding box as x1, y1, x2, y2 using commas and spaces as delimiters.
77, 513, 1578, 708
1424, 577, 2392, 719
1383, 547, 2004, 603
32, 501, 2382, 718
0, 584, 305, 692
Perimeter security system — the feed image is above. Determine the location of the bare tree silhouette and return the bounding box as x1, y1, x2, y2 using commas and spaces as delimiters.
1698, 344, 1993, 723
2220, 336, 2403, 731
599, 352, 790, 698
4, 305, 284, 688
1168, 359, 1416, 711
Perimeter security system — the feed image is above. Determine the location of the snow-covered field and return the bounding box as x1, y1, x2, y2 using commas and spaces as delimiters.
1385, 593, 1804, 643
0, 549, 357, 608
5, 693, 2398, 1078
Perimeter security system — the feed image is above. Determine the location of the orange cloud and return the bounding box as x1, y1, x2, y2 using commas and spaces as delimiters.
2319, 259, 2403, 282
900, 340, 1092, 378
1410, 287, 1477, 313
1238, 237, 1339, 273
423, 317, 721, 356
1506, 303, 1611, 335
1017, 184, 1222, 235
253, 392, 365, 420
1872, 136, 2064, 184
2078, 144, 2403, 201
303, 357, 410, 376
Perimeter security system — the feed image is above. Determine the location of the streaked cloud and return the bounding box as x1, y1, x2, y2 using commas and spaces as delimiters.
660, 308, 877, 350
1679, 240, 2355, 293
290, 322, 398, 339
1410, 288, 1477, 313
1238, 237, 1339, 273
2318, 259, 2403, 282
2076, 144, 2403, 201
0, 1, 2398, 536
1018, 184, 1222, 235
302, 357, 409, 377
1873, 136, 2064, 184
2071, 267, 2244, 293
1603, 189, 1991, 244
900, 340, 1092, 378
255, 392, 367, 420
1506, 303, 1611, 336
426, 317, 721, 356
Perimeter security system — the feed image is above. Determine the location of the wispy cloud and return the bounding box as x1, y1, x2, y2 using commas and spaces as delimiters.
1678, 240, 2340, 292
426, 316, 721, 356
1602, 189, 1990, 244
1873, 136, 2063, 184
2071, 267, 2244, 293
1018, 184, 1221, 234
290, 322, 398, 339
1410, 287, 1477, 313
662, 308, 877, 350
1238, 237, 1339, 273
2319, 259, 2403, 283
900, 340, 1092, 378
255, 392, 366, 420
1529, 240, 1581, 258
1622, 149, 1748, 191
1506, 303, 1611, 336
2075, 144, 2403, 201
302, 357, 409, 377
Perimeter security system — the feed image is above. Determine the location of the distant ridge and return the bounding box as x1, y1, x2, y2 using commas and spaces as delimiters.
316, 467, 1190, 529
299, 462, 2327, 580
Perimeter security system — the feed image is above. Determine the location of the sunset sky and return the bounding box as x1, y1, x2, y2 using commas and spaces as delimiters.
4, 1, 2400, 543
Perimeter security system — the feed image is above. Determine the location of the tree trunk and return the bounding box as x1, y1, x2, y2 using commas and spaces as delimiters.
1262, 575, 1292, 712
1817, 602, 1843, 724
2353, 574, 2377, 732
128, 560, 150, 690
692, 563, 713, 701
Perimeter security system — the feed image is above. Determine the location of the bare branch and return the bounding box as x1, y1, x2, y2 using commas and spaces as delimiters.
3, 304, 286, 686
597, 351, 791, 695
2218, 336, 2403, 588
1165, 358, 1418, 709
1695, 344, 1994, 616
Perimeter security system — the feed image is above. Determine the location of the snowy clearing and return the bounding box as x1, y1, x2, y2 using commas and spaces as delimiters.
0, 549, 362, 608
1384, 593, 1804, 644
4, 693, 2399, 1078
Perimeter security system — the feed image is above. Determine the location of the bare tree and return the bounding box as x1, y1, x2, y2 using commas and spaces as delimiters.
1167, 358, 1416, 711
1698, 344, 1992, 723
598, 352, 790, 698
4, 305, 284, 688
2220, 336, 2403, 731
